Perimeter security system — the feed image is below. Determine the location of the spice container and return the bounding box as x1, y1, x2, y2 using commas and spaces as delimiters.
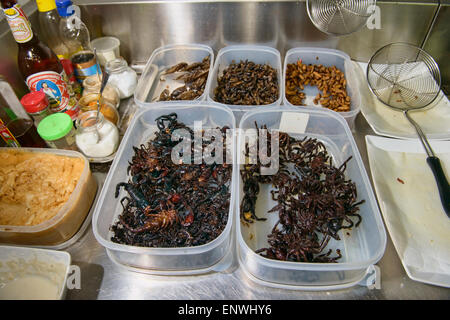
82, 75, 120, 108
92, 103, 236, 274
236, 106, 386, 289
75, 110, 119, 158
206, 45, 282, 111
134, 44, 214, 107
283, 48, 361, 129
90, 36, 121, 67
37, 112, 77, 150
20, 91, 52, 126
105, 57, 137, 99
78, 93, 120, 125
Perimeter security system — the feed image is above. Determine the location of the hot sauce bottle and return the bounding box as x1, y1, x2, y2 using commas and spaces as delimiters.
1, 0, 79, 120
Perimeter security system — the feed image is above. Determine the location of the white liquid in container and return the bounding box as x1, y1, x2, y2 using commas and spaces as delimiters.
0, 275, 60, 300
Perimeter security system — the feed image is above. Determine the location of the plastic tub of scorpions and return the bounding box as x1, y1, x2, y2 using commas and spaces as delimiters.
92, 103, 236, 274
236, 106, 386, 289
134, 44, 214, 107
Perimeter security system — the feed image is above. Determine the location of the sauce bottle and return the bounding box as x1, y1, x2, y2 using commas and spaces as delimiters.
1, 0, 80, 121
56, 0, 101, 83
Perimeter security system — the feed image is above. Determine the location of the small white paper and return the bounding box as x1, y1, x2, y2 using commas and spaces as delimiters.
279, 112, 309, 134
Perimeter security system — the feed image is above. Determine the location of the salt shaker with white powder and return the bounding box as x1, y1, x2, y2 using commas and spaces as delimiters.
75, 110, 119, 158
105, 57, 138, 99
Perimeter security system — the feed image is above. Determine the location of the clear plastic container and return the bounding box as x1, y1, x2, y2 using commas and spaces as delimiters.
0, 148, 98, 246
283, 48, 361, 129
90, 36, 121, 67
206, 45, 283, 111
0, 245, 71, 300
134, 44, 214, 107
92, 103, 236, 274
236, 106, 386, 289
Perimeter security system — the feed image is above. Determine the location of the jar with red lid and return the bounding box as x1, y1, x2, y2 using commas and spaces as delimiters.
20, 91, 52, 126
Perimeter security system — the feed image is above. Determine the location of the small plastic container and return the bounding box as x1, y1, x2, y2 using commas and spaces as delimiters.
0, 148, 98, 246
134, 44, 214, 107
82, 75, 120, 108
236, 106, 386, 289
20, 91, 52, 126
37, 112, 78, 150
206, 45, 283, 111
105, 57, 138, 99
92, 103, 236, 274
90, 36, 121, 67
0, 246, 71, 300
283, 47, 361, 129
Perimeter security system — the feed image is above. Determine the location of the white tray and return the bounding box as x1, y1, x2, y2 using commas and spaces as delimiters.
357, 62, 450, 140
366, 135, 450, 288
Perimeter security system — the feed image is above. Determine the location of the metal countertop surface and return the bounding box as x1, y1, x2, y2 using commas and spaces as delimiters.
64, 96, 450, 300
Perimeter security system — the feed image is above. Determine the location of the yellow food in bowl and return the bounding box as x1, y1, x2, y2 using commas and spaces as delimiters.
0, 150, 84, 226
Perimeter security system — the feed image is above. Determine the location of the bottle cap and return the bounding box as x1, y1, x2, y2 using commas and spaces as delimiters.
36, 0, 57, 12
20, 91, 49, 114
55, 0, 74, 17
37, 112, 73, 141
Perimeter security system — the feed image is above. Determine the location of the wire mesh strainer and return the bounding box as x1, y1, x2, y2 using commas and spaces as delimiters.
367, 42, 449, 217
307, 0, 376, 36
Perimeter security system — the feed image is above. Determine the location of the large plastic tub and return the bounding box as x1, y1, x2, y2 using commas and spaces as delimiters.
134, 44, 214, 107
283, 48, 361, 129
236, 107, 386, 289
0, 148, 97, 246
206, 45, 283, 111
92, 104, 236, 274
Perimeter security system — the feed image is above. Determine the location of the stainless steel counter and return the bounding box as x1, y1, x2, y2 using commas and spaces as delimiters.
63, 97, 450, 300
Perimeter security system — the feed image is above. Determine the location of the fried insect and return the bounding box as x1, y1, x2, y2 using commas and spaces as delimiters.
240, 125, 363, 263
158, 56, 210, 102
285, 59, 351, 112
214, 60, 279, 105
111, 113, 232, 248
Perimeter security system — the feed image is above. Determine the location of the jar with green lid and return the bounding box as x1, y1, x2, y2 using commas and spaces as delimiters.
37, 112, 78, 150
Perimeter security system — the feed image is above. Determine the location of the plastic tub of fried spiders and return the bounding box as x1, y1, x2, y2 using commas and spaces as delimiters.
236, 106, 386, 289
92, 103, 236, 274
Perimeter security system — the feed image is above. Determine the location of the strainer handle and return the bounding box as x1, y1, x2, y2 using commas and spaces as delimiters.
427, 157, 450, 218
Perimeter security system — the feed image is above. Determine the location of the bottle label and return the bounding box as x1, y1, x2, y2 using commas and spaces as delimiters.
26, 71, 80, 120
0, 118, 20, 147
2, 4, 33, 43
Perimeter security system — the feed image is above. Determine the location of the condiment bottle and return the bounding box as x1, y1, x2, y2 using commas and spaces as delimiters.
1, 0, 80, 120
0, 105, 47, 148
82, 75, 120, 108
20, 91, 52, 126
75, 110, 119, 158
36, 0, 70, 61
0, 77, 47, 148
105, 57, 138, 99
55, 0, 101, 83
37, 112, 78, 150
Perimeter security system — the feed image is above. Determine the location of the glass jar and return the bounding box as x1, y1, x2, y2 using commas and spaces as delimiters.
77, 93, 120, 126
75, 110, 119, 158
20, 91, 52, 126
82, 75, 120, 108
37, 112, 77, 150
105, 57, 138, 99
